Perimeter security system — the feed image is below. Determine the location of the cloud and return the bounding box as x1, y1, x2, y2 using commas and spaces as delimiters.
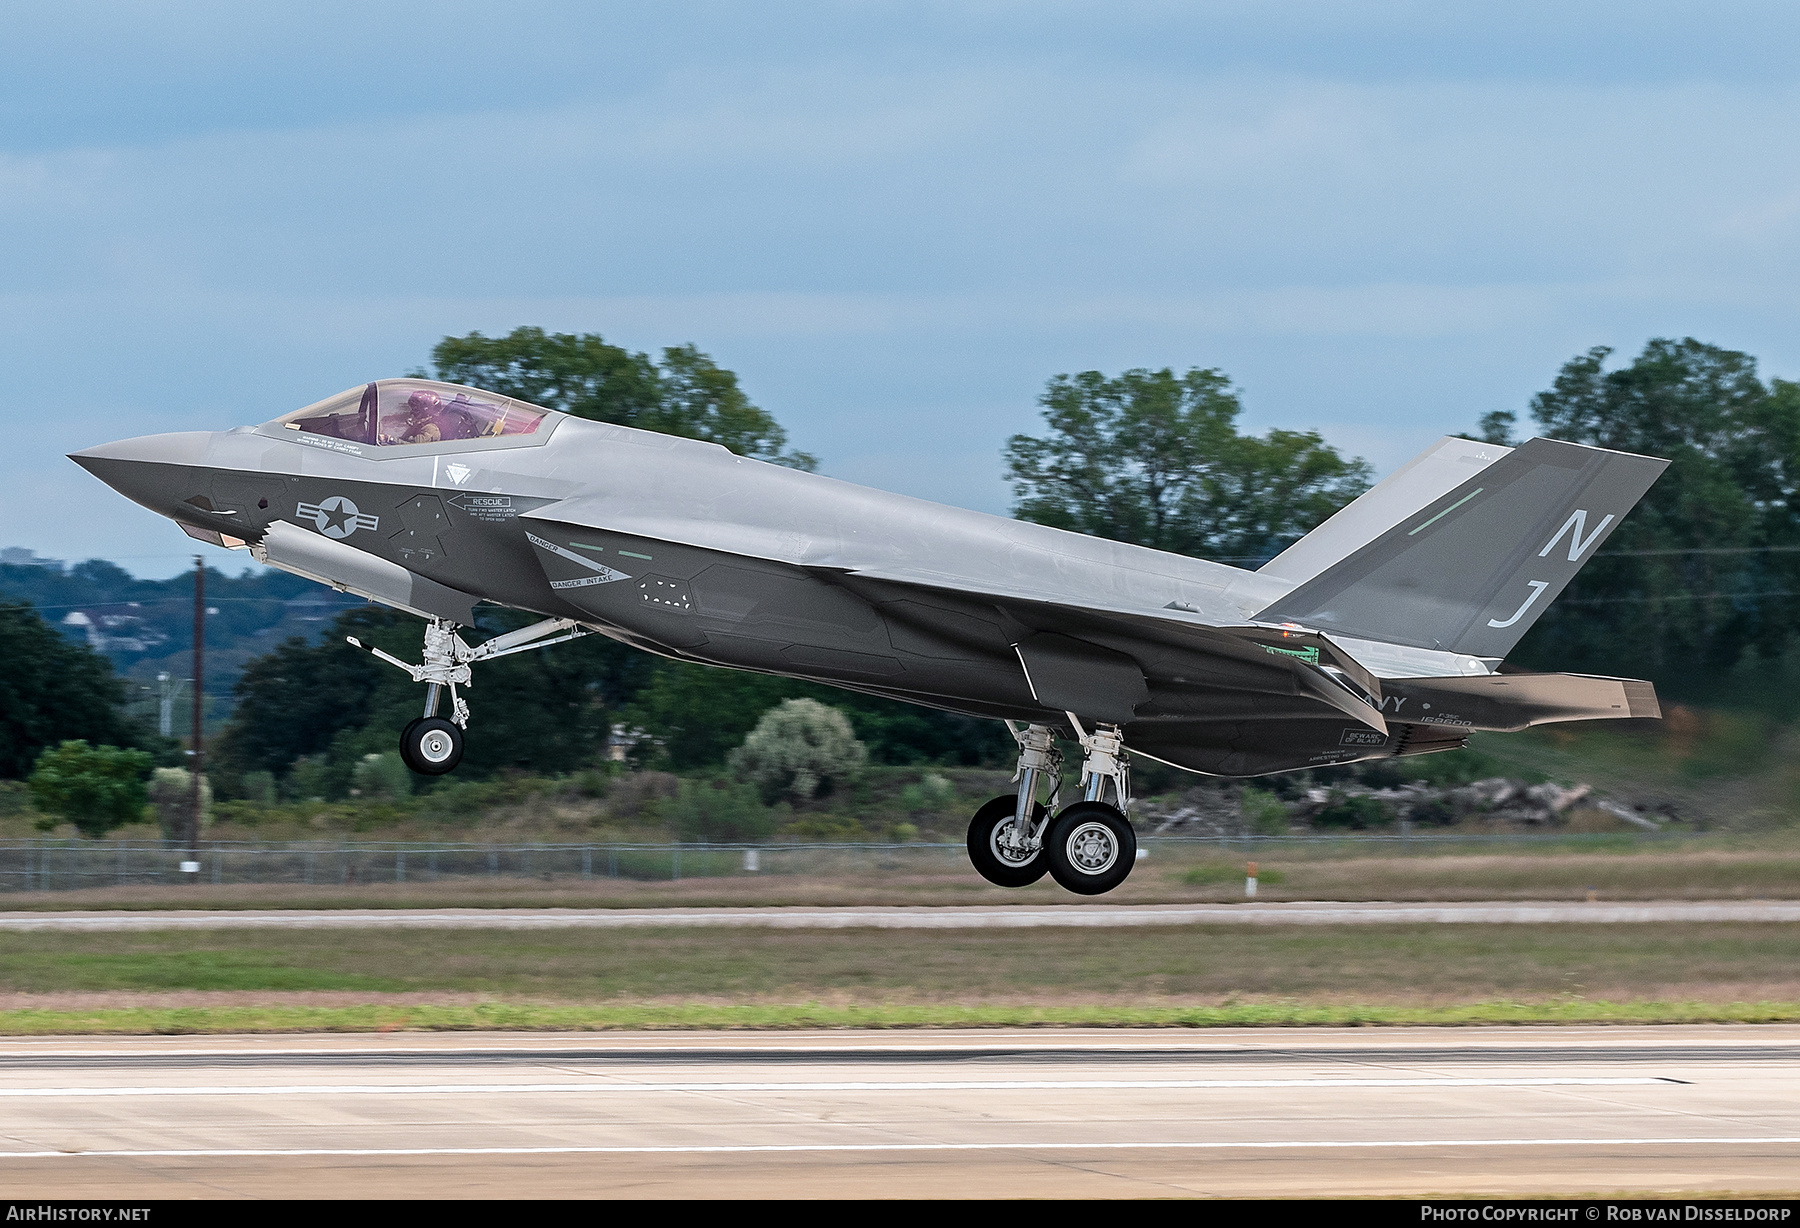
14, 16, 1800, 568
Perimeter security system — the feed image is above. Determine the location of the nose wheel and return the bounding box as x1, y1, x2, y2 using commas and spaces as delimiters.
399, 716, 464, 775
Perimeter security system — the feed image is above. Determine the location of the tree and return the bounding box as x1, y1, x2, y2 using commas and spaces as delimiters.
421, 326, 816, 469
1491, 338, 1800, 683
211, 606, 653, 794
728, 699, 868, 803
28, 740, 153, 838
1003, 367, 1371, 561
0, 602, 143, 778
626, 659, 1014, 770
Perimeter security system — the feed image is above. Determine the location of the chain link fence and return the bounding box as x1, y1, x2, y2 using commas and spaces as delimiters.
0, 831, 1708, 894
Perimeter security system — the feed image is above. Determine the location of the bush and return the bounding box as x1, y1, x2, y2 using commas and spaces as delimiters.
784, 812, 865, 839
1240, 787, 1290, 835
147, 767, 213, 838
239, 771, 277, 805
1313, 792, 1391, 829
728, 699, 868, 803
1406, 799, 1457, 827
664, 778, 777, 841
0, 781, 30, 817
284, 756, 334, 802
28, 741, 154, 838
899, 772, 956, 813
351, 752, 412, 801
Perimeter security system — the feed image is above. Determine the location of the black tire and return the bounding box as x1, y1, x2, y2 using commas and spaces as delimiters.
966, 795, 1050, 887
1044, 801, 1137, 896
400, 716, 464, 775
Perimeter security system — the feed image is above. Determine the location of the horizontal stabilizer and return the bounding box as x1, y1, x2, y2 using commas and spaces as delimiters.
1254, 437, 1668, 659
1380, 672, 1660, 733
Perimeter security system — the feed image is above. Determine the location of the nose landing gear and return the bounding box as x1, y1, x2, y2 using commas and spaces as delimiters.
347, 615, 591, 776
968, 717, 1137, 895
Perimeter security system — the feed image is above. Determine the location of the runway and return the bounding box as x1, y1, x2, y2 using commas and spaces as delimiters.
6, 899, 1800, 930
2, 1026, 1798, 1197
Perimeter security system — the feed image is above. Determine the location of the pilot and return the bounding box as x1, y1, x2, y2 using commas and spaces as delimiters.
392, 390, 445, 445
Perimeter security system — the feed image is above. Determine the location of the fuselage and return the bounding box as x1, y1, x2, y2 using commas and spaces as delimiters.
72, 380, 1627, 777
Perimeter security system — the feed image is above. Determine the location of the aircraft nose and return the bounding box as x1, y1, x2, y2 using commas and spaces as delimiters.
69, 431, 216, 514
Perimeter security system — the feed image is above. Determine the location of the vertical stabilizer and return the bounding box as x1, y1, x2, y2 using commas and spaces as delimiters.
1260, 436, 1511, 586
1253, 437, 1667, 659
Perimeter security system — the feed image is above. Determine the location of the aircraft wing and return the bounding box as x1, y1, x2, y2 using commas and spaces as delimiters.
820, 561, 1391, 732
824, 562, 1656, 734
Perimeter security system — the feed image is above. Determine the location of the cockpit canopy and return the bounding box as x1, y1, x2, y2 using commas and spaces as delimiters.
273, 379, 550, 446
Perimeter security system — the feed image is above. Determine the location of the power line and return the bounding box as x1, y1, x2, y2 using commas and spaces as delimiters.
1558, 589, 1800, 605
0, 596, 363, 614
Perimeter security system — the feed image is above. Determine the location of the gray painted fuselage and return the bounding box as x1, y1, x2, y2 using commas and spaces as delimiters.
71, 391, 1664, 777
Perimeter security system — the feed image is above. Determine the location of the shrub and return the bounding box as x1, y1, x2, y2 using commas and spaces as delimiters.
239, 771, 277, 805
351, 752, 412, 801
1240, 787, 1290, 835
664, 778, 777, 841
0, 781, 30, 817
899, 772, 956, 813
147, 767, 213, 838
1406, 799, 1457, 827
284, 756, 333, 802
1313, 792, 1391, 829
728, 699, 868, 803
784, 812, 866, 840
28, 741, 154, 838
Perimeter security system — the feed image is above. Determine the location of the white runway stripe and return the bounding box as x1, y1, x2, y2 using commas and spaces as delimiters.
4, 1137, 1796, 1159
0, 1076, 1675, 1097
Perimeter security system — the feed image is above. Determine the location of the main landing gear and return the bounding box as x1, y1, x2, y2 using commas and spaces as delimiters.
347, 616, 591, 775
968, 716, 1138, 896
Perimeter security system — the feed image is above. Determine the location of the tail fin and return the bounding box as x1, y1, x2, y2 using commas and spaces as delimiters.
1259, 435, 1512, 586
1253, 437, 1668, 659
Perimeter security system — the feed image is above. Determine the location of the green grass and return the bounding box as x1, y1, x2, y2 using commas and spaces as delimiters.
3, 998, 1800, 1035
4, 923, 1798, 999
1183, 865, 1287, 886
7, 922, 1799, 1034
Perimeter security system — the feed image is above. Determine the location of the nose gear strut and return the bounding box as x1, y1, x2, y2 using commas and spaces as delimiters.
346, 615, 591, 773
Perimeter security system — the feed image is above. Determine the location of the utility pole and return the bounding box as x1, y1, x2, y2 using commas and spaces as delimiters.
187, 554, 204, 868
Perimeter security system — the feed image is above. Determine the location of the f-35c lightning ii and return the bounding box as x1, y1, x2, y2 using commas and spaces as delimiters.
73, 378, 1667, 895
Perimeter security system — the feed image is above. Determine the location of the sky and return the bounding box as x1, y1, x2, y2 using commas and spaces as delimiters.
8, 1, 1800, 577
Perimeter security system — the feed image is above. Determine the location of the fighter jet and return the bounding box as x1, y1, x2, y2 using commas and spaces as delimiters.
72, 378, 1668, 895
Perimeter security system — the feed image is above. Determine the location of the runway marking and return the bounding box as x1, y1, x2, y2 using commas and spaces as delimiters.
0, 1076, 1678, 1096
5, 1137, 1798, 1159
